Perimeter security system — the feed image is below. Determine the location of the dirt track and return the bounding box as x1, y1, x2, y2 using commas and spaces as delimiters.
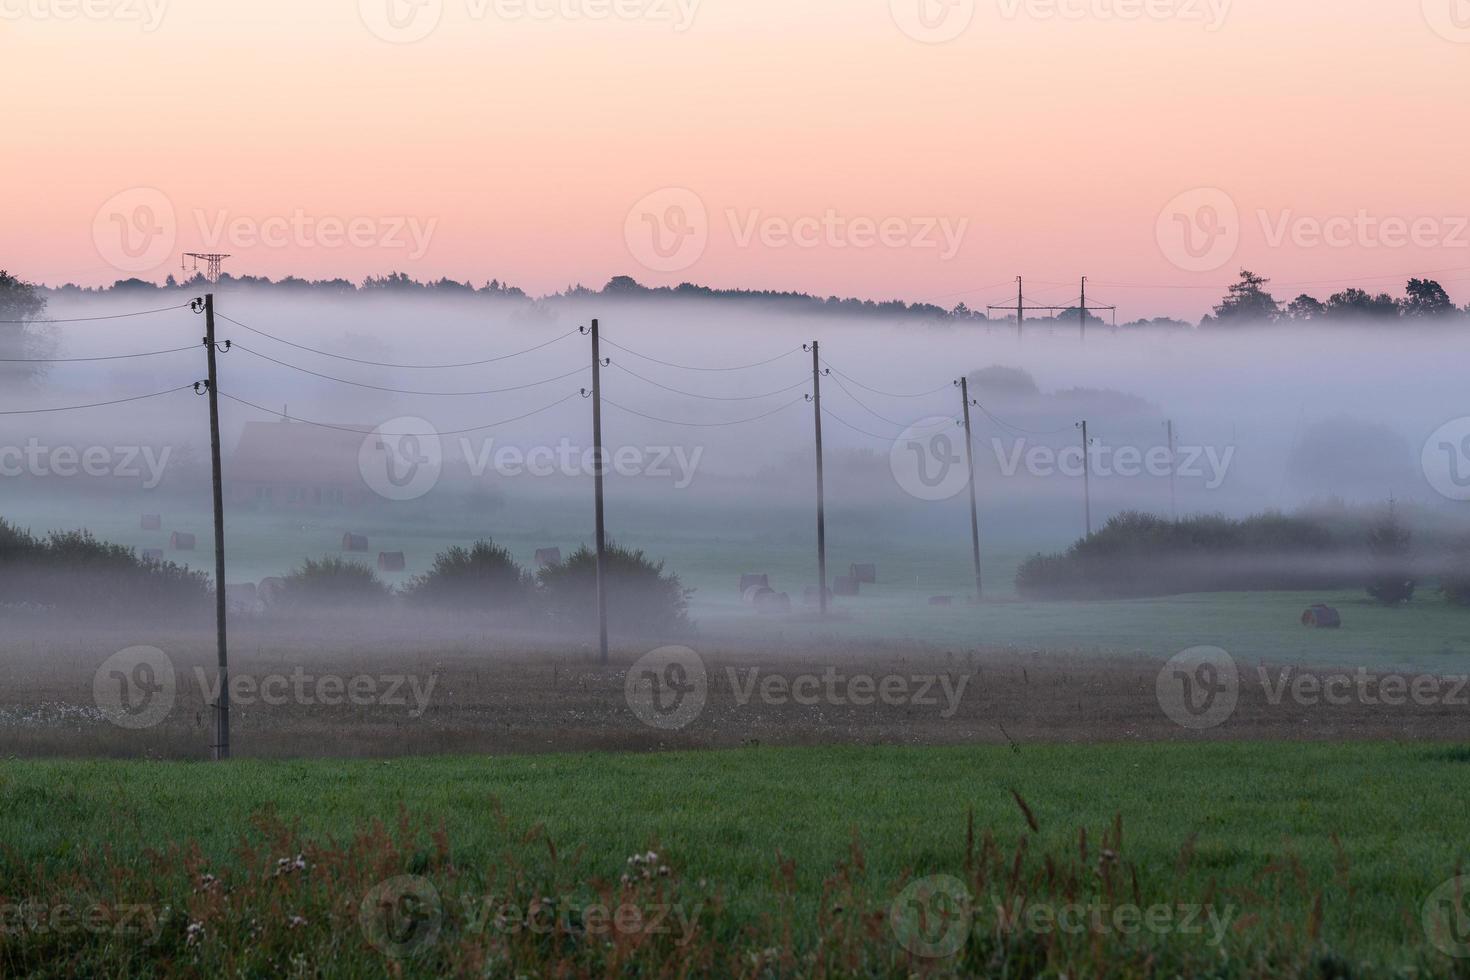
1, 618, 1467, 759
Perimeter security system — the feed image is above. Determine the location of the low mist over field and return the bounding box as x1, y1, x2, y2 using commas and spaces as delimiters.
12, 283, 1470, 520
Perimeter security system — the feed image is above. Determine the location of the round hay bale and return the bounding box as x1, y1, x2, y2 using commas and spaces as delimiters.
756, 591, 792, 616
743, 585, 776, 606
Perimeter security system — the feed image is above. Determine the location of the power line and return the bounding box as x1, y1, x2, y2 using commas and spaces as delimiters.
820, 360, 955, 399
0, 383, 194, 415
0, 302, 192, 324
218, 389, 582, 436
0, 344, 199, 363
824, 372, 951, 432
972, 401, 1074, 436
217, 313, 582, 369
600, 336, 803, 373
602, 395, 807, 428
820, 406, 940, 443
610, 361, 810, 401
231, 343, 588, 395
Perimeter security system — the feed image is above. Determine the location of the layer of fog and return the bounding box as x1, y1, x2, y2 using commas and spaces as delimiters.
6, 288, 1469, 594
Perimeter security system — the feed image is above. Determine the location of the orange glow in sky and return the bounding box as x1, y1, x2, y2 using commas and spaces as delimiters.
4, 0, 1469, 319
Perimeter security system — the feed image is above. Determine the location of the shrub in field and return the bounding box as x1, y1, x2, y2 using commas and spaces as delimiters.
537, 541, 691, 636
0, 518, 210, 616
1366, 500, 1416, 606
403, 539, 531, 612
1016, 510, 1345, 599
279, 556, 391, 607
1441, 549, 1470, 606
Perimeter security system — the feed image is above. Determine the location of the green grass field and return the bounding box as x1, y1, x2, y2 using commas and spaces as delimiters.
4, 743, 1470, 975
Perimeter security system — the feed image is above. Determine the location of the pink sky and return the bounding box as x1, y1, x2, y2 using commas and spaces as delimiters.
4, 0, 1469, 319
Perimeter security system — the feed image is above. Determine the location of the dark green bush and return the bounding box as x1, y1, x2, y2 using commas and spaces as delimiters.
1366, 502, 1416, 606
1441, 549, 1470, 606
1016, 510, 1347, 599
0, 518, 210, 615
279, 556, 391, 607
537, 541, 691, 637
403, 539, 531, 612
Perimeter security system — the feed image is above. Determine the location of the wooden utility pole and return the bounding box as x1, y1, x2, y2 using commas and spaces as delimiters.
1080, 276, 1087, 342
1077, 419, 1092, 538
958, 376, 983, 600
1016, 277, 1024, 339
1166, 419, 1178, 520
808, 341, 828, 616
202, 294, 230, 761
589, 319, 610, 664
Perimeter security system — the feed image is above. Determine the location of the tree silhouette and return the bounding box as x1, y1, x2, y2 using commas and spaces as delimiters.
1401, 278, 1457, 319
1209, 269, 1281, 325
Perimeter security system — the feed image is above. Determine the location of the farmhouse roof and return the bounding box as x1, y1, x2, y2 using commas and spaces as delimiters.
229, 420, 371, 487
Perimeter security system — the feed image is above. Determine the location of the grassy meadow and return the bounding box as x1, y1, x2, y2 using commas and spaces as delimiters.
3, 743, 1470, 976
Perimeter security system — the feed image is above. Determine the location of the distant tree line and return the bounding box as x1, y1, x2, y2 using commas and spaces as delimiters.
1017, 503, 1466, 607
12, 267, 1469, 330
276, 537, 692, 637
1202, 270, 1469, 327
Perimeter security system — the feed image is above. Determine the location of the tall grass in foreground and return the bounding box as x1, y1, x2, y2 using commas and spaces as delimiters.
0, 797, 1463, 978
